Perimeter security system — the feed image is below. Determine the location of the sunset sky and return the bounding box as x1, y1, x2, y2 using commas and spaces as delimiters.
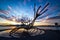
0, 0, 60, 25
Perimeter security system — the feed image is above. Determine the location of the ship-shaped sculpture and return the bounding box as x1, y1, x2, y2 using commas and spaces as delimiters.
7, 3, 49, 38
0, 3, 49, 37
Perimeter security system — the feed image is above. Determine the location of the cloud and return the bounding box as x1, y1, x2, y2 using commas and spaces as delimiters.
0, 14, 9, 19
47, 16, 60, 20
23, 0, 26, 5
8, 5, 12, 10
0, 9, 9, 15
28, 0, 31, 2
0, 14, 13, 21
43, 16, 60, 25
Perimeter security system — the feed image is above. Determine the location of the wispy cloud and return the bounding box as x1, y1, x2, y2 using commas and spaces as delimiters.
0, 9, 9, 15
8, 5, 12, 10
47, 16, 60, 20
0, 14, 9, 19
23, 0, 26, 5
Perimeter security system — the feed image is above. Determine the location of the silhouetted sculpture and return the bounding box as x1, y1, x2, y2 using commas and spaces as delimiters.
9, 3, 49, 37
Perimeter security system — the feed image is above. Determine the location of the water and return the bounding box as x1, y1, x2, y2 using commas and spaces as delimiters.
37, 26, 60, 30
0, 26, 60, 40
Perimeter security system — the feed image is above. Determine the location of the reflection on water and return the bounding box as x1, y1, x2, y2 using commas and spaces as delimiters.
0, 26, 15, 30
37, 27, 60, 30
0, 26, 45, 37
0, 26, 60, 38
28, 28, 45, 36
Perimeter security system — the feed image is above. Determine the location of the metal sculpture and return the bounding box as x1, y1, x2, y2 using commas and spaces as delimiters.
9, 3, 49, 37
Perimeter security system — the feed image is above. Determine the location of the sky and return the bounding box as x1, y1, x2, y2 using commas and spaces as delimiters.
0, 0, 60, 25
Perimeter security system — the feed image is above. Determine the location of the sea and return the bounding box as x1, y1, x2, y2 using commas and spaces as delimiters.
0, 26, 60, 40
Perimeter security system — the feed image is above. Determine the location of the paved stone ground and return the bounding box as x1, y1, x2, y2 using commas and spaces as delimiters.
0, 30, 60, 40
